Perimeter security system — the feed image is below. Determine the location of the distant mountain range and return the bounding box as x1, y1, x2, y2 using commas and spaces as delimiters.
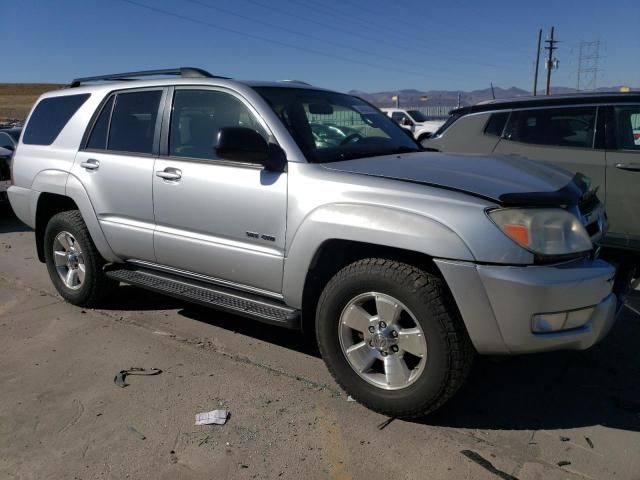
349, 86, 639, 108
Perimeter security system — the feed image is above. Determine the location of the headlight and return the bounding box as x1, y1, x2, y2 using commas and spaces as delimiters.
488, 208, 592, 256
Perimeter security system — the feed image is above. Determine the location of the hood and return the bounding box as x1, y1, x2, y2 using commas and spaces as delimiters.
321, 152, 589, 206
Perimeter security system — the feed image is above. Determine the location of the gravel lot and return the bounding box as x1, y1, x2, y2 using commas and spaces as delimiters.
1, 209, 639, 480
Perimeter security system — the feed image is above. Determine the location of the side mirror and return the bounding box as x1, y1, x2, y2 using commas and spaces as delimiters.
216, 127, 286, 172
401, 118, 412, 126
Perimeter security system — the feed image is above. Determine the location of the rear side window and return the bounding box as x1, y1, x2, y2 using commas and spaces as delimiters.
484, 112, 509, 137
86, 96, 114, 150
504, 107, 596, 148
23, 94, 90, 145
108, 90, 162, 154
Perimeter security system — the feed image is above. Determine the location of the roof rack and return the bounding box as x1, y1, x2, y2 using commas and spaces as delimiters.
279, 79, 312, 86
69, 67, 227, 87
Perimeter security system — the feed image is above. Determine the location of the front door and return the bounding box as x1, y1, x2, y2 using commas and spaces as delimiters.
72, 88, 165, 261
152, 87, 287, 295
604, 104, 640, 248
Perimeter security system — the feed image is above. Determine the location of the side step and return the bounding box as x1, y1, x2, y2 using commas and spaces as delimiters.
105, 266, 300, 329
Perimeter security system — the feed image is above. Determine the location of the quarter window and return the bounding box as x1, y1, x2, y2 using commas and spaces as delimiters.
86, 96, 114, 150
612, 106, 640, 151
484, 112, 509, 137
107, 90, 162, 154
503, 107, 596, 148
23, 94, 90, 145
169, 89, 267, 160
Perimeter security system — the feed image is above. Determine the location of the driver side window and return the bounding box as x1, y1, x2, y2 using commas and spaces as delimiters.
169, 89, 267, 160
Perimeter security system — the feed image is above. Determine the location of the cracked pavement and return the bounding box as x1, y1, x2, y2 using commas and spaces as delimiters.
1, 210, 639, 480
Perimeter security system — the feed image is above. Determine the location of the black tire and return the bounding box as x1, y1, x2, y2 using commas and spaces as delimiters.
316, 258, 474, 418
44, 210, 117, 307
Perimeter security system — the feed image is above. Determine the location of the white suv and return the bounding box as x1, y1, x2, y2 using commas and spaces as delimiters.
381, 108, 445, 144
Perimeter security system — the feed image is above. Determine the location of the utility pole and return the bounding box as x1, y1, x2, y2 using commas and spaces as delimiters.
544, 26, 559, 95
576, 40, 601, 91
533, 29, 542, 96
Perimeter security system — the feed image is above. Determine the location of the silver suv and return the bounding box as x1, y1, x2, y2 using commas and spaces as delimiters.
8, 68, 623, 418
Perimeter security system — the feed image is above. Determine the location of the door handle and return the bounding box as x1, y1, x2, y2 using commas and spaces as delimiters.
615, 163, 640, 172
80, 159, 100, 170
156, 168, 182, 181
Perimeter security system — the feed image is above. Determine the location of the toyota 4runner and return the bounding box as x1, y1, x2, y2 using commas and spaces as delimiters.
8, 68, 626, 418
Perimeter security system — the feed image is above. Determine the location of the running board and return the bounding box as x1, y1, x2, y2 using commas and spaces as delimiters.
105, 266, 300, 329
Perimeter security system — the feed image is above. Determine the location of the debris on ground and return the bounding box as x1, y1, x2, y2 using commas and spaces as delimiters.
585, 437, 594, 449
557, 460, 571, 467
113, 367, 162, 388
128, 425, 146, 440
460, 450, 519, 480
195, 409, 229, 425
376, 417, 395, 430
347, 395, 356, 402
560, 436, 570, 442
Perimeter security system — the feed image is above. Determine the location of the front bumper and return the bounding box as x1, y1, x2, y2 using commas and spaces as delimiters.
435, 258, 620, 354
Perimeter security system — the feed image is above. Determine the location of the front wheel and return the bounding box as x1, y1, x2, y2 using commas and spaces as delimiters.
44, 210, 117, 307
316, 258, 474, 418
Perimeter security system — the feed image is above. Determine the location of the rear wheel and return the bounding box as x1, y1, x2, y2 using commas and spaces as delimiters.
316, 258, 474, 418
44, 210, 117, 307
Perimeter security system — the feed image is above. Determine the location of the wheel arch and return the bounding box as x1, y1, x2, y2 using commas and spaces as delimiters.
33, 174, 119, 263
282, 203, 475, 339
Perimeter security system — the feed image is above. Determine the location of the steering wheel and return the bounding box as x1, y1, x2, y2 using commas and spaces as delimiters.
339, 133, 364, 146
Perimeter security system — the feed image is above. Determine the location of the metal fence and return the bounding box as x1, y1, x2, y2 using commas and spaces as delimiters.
402, 105, 454, 119
307, 105, 453, 130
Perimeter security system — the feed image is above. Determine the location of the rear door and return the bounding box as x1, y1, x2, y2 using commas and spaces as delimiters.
603, 104, 640, 248
493, 106, 606, 192
152, 86, 287, 294
73, 88, 165, 261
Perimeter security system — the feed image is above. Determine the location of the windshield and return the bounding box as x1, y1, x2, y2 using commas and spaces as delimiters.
406, 110, 429, 122
254, 87, 420, 163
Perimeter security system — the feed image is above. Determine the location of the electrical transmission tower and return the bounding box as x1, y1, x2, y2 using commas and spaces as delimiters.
576, 40, 601, 91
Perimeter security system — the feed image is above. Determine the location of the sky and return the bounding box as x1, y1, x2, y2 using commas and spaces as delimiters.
4, 0, 640, 93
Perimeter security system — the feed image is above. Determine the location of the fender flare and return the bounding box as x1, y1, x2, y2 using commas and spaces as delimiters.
281, 203, 474, 307
65, 174, 119, 262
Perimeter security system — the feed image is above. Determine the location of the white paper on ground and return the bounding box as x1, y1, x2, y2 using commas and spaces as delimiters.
195, 409, 228, 425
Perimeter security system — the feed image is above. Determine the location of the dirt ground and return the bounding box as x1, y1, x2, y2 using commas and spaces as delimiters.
1, 209, 639, 480
0, 84, 62, 122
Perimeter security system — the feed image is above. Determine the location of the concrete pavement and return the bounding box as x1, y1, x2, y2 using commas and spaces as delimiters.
1, 210, 639, 480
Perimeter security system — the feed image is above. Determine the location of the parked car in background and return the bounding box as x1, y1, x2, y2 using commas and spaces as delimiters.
381, 108, 445, 144
423, 93, 640, 253
9, 68, 624, 418
0, 146, 13, 205
0, 127, 21, 151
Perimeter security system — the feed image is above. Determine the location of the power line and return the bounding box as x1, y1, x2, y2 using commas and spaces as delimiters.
120, 0, 432, 79
184, 0, 442, 74
290, 0, 517, 69
346, 0, 533, 55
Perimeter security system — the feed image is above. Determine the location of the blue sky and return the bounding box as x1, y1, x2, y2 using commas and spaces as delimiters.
5, 0, 639, 92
